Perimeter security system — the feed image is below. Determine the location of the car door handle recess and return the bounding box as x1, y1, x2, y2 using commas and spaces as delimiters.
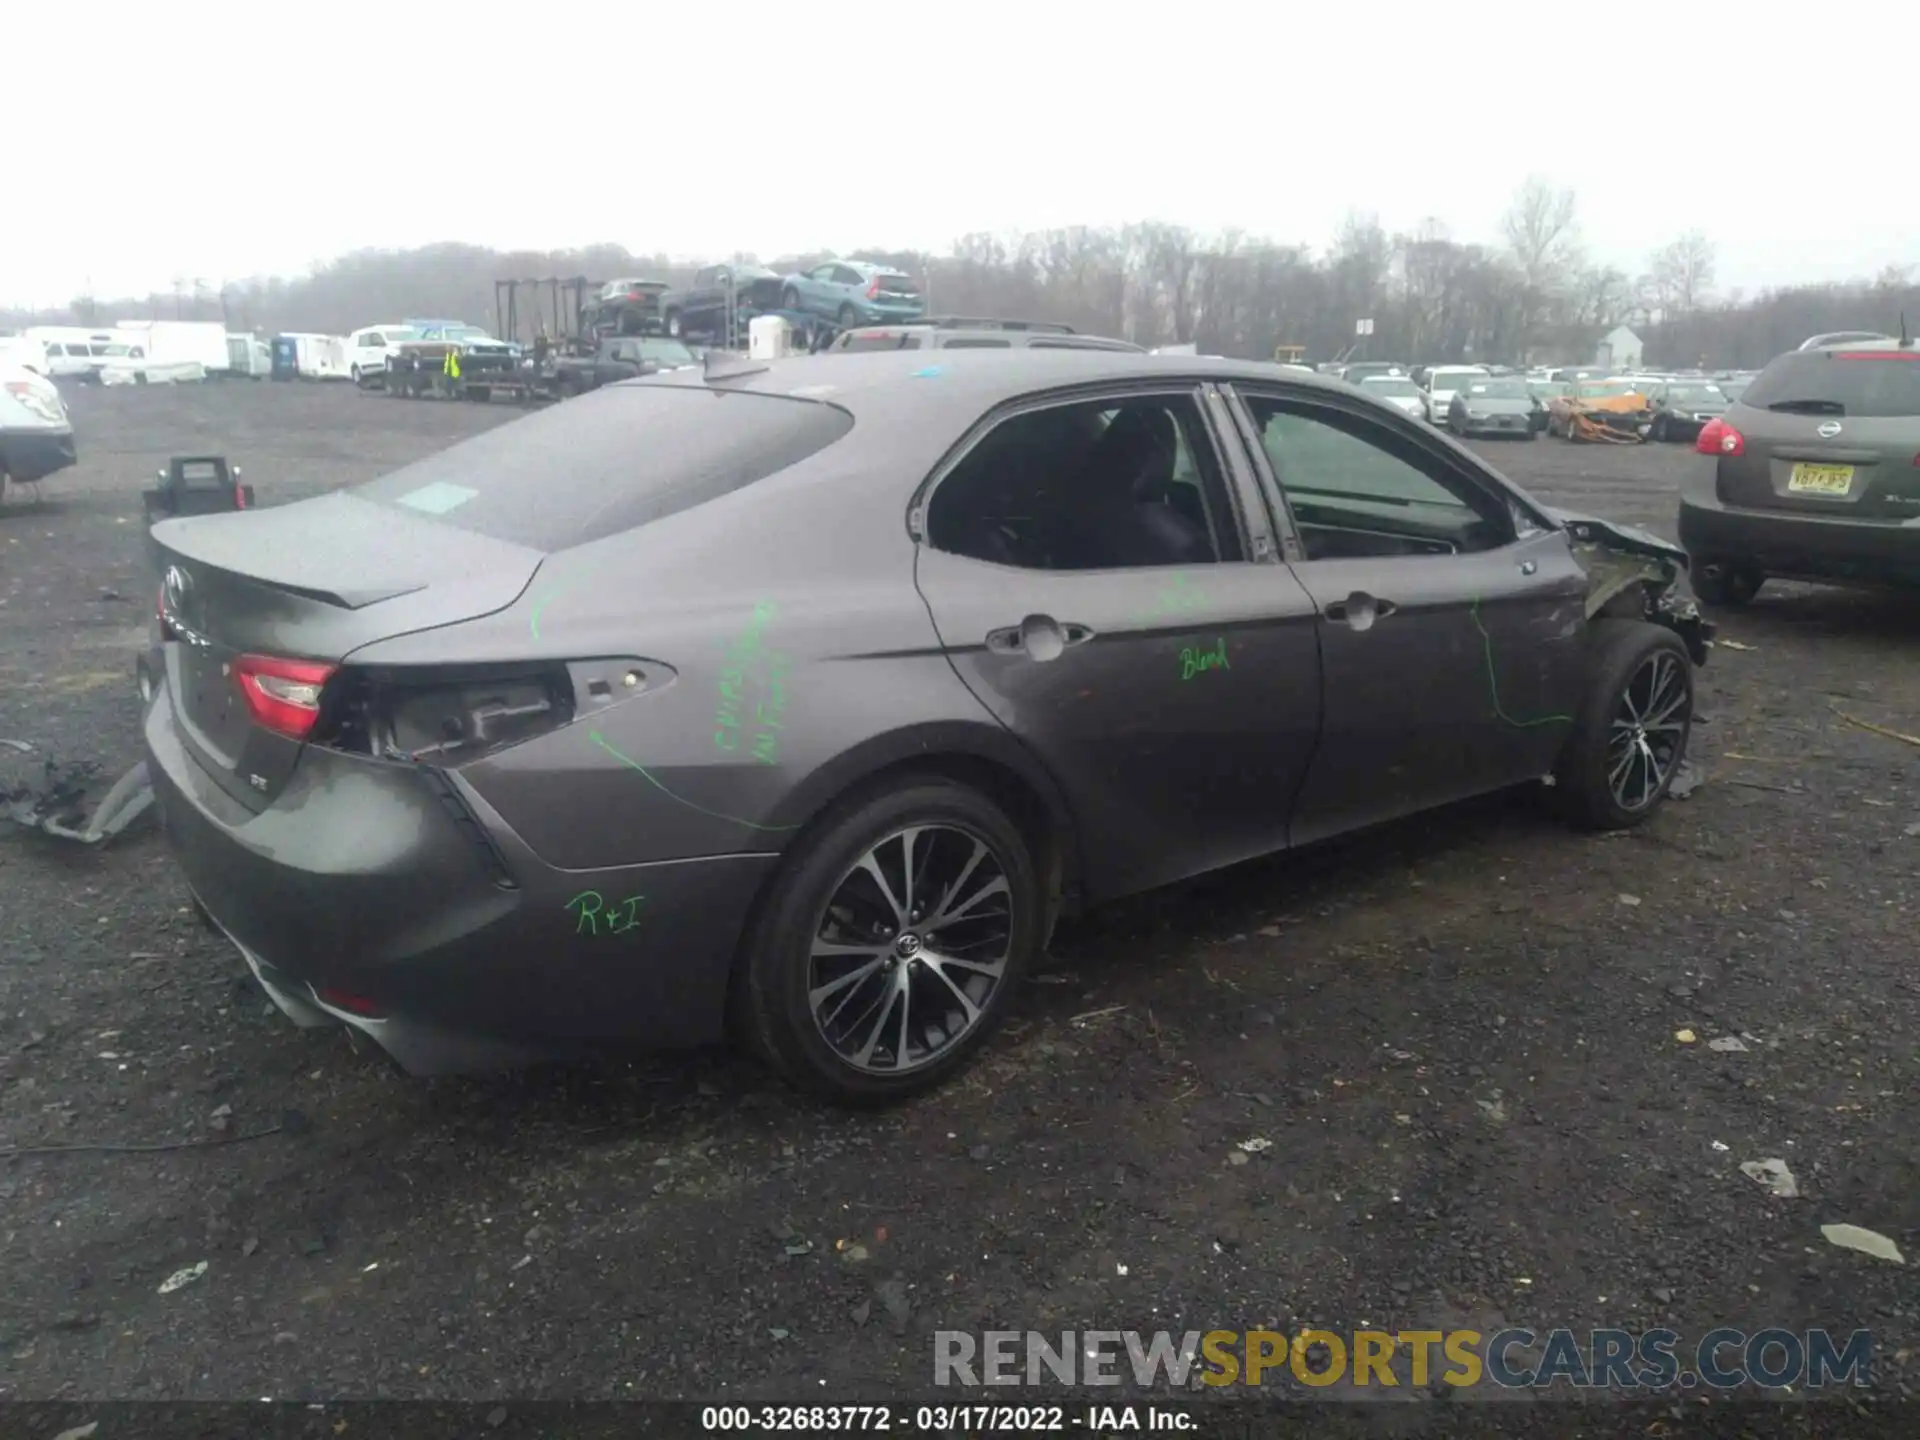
985, 615, 1094, 662
1323, 592, 1397, 631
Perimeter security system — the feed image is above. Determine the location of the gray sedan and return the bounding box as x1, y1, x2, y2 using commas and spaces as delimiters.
1447, 377, 1539, 438
144, 350, 1710, 1103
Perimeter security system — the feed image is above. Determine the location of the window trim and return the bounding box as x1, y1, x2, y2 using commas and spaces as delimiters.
909, 381, 1259, 572
1222, 382, 1558, 561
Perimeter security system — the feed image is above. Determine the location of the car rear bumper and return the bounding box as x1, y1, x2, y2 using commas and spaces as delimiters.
0, 428, 77, 483
1678, 479, 1920, 588
145, 684, 777, 1074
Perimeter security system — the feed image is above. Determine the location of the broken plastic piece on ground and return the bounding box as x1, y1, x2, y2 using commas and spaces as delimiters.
1739, 1158, 1799, 1198
2, 757, 154, 846
1820, 1223, 1904, 1264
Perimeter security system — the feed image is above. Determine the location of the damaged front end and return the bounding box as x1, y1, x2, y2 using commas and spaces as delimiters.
1567, 395, 1654, 444
1548, 508, 1715, 665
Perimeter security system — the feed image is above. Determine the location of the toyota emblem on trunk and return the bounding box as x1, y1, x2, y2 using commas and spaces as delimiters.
163, 565, 191, 610
1817, 421, 1843, 438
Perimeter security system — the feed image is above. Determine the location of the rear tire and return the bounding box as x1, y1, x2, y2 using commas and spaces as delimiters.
736, 778, 1040, 1106
836, 303, 858, 329
1692, 561, 1764, 607
1553, 620, 1694, 831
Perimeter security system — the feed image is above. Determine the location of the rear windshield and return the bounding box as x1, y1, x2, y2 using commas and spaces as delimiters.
835, 331, 926, 352
353, 384, 853, 551
1738, 351, 1920, 418
1429, 372, 1482, 389
874, 273, 918, 294
1466, 379, 1531, 399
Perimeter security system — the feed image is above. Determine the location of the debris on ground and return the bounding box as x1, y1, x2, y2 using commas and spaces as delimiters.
1617, 893, 1642, 907
1236, 1137, 1272, 1154
1716, 639, 1757, 652
1708, 1035, 1750, 1053
1739, 1158, 1799, 1198
157, 1261, 209, 1295
1, 755, 154, 846
1832, 707, 1920, 749
1668, 760, 1704, 799
1674, 1029, 1697, 1044
1820, 1224, 1905, 1265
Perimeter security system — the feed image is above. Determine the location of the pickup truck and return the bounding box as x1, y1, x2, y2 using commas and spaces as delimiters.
550, 335, 700, 396
658, 264, 784, 340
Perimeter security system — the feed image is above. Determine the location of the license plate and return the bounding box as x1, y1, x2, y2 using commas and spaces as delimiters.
1788, 462, 1855, 495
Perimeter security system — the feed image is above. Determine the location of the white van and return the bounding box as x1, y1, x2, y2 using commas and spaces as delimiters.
0, 361, 77, 498
345, 325, 420, 385
1423, 365, 1490, 424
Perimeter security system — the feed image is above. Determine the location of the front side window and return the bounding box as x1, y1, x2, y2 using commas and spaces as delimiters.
927, 393, 1240, 571
1239, 395, 1512, 560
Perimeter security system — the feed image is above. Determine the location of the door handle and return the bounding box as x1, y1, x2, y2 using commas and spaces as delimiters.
984, 615, 1095, 662
1322, 592, 1398, 631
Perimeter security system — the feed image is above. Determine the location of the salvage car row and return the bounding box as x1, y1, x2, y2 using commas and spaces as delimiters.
1341, 364, 1753, 445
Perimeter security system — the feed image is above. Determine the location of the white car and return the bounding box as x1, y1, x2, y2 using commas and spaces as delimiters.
1422, 366, 1490, 424
0, 361, 77, 499
1358, 374, 1427, 421
346, 325, 421, 385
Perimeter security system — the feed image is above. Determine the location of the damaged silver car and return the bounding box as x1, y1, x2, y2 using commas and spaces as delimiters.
137, 352, 1712, 1101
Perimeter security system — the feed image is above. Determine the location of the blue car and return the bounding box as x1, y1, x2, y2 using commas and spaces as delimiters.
778, 260, 925, 328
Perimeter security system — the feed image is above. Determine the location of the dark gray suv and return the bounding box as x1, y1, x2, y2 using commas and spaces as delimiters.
1678, 337, 1920, 604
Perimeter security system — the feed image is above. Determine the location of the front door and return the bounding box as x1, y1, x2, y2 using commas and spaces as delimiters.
912, 385, 1323, 902
1227, 385, 1588, 847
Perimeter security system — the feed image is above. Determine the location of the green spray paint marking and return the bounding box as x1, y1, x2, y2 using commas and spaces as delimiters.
1471, 597, 1574, 728
1180, 637, 1230, 679
528, 586, 567, 642
587, 730, 801, 832
566, 890, 644, 936
713, 599, 787, 763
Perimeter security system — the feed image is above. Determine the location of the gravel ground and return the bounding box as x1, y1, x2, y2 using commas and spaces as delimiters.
1, 381, 1915, 1422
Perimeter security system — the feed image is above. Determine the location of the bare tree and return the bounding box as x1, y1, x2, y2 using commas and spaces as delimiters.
1646, 232, 1717, 318
1499, 177, 1581, 358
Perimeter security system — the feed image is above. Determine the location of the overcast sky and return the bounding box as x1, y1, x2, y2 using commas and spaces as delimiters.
6, 1, 1913, 308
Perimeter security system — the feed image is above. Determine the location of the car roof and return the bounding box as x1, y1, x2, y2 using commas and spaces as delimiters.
1800, 336, 1916, 354
618, 347, 1359, 419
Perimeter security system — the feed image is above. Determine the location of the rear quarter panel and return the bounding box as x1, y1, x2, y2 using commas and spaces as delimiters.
347, 405, 1016, 870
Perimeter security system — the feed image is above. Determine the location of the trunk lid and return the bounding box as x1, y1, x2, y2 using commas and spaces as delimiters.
153, 491, 543, 812
1718, 410, 1920, 517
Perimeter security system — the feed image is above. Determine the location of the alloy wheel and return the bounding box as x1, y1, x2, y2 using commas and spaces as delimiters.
1607, 651, 1688, 812
807, 824, 1014, 1075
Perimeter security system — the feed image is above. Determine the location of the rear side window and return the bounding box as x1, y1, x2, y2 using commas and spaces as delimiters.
354, 385, 853, 551
1739, 352, 1920, 418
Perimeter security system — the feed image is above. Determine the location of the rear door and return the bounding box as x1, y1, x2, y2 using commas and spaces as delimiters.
911, 382, 1322, 902
1225, 383, 1588, 847
1718, 349, 1920, 517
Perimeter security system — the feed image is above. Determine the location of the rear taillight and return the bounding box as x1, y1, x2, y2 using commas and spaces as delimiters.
1696, 418, 1744, 457
234, 654, 337, 740
866, 277, 882, 299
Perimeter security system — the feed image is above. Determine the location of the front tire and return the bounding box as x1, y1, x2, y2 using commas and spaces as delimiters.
736, 778, 1041, 1105
782, 287, 801, 312
1554, 620, 1694, 831
665, 310, 682, 338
